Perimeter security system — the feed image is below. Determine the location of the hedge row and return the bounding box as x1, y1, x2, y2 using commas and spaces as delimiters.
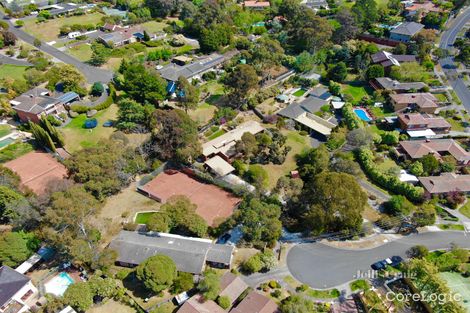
356, 148, 424, 202
342, 103, 363, 130
70, 84, 116, 114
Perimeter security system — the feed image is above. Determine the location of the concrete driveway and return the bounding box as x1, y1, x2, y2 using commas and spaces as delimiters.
286, 231, 470, 289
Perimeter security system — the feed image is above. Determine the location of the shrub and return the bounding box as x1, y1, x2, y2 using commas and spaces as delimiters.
115, 268, 132, 280
123, 222, 137, 231
342, 103, 363, 130
271, 289, 281, 298
217, 295, 231, 309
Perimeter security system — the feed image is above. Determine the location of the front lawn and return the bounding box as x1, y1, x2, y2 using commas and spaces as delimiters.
0, 125, 11, 138
341, 81, 373, 104
0, 64, 28, 82
23, 12, 105, 42
306, 288, 340, 299
459, 200, 470, 219
293, 89, 307, 97
134, 211, 158, 224
446, 118, 466, 132
62, 104, 118, 152
350, 279, 370, 291
0, 141, 34, 163
438, 224, 465, 231
67, 44, 92, 62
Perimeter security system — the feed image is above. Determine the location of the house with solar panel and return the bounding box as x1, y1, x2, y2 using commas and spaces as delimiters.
10, 87, 79, 123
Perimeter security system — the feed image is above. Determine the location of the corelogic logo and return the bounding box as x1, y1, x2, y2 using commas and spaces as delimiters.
386, 291, 462, 305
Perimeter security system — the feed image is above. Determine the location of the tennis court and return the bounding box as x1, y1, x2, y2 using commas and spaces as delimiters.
439, 272, 470, 311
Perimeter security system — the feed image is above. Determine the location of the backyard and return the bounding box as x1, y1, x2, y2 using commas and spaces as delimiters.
22, 12, 105, 42
341, 81, 373, 104
61, 104, 118, 152
0, 141, 34, 163
188, 103, 217, 125
134, 211, 158, 224
140, 21, 168, 33
0, 64, 28, 82
0, 125, 11, 138
260, 130, 311, 189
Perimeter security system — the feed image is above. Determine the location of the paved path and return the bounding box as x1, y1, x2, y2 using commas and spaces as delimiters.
0, 15, 112, 83
358, 179, 391, 202
0, 54, 32, 66
286, 231, 470, 289
439, 7, 470, 110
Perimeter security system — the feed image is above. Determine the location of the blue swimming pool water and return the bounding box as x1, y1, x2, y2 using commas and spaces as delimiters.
354, 108, 372, 122
44, 272, 74, 296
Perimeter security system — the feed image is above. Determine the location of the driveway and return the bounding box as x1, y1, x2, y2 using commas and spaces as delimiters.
0, 14, 112, 83
286, 231, 470, 289
439, 7, 470, 110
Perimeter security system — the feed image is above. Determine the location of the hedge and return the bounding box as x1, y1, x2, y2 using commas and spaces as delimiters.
356, 148, 424, 202
70, 84, 116, 114
342, 103, 363, 130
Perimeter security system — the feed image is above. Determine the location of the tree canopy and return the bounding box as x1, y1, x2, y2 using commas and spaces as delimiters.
136, 254, 177, 293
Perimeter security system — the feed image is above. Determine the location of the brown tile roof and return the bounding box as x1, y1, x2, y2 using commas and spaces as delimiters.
219, 272, 248, 304
391, 93, 438, 110
371, 51, 416, 67
398, 113, 451, 129
399, 139, 470, 162
405, 1, 442, 13
178, 295, 225, 313
230, 291, 279, 313
243, 0, 271, 7
419, 173, 470, 194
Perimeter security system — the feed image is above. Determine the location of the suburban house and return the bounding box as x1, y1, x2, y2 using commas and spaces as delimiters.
371, 51, 416, 68
242, 0, 271, 9
101, 23, 126, 32
396, 139, 470, 166
231, 291, 279, 313
37, 3, 95, 17
177, 294, 226, 313
202, 121, 265, 160
308, 86, 333, 101
370, 77, 427, 93
219, 272, 248, 305
0, 266, 38, 313
277, 99, 336, 138
204, 155, 236, 177
390, 93, 439, 114
404, 1, 442, 19
97, 27, 149, 48
419, 173, 470, 195
302, 0, 329, 11
57, 306, 78, 313
158, 51, 237, 83
397, 113, 451, 134
10, 87, 79, 123
109, 231, 234, 274
389, 22, 424, 42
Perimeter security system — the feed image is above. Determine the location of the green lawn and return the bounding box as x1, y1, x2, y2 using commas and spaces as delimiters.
293, 89, 307, 97
0, 64, 28, 82
341, 82, 373, 104
141, 21, 168, 33
62, 104, 118, 152
434, 93, 448, 102
67, 44, 92, 62
0, 125, 11, 138
188, 103, 217, 125
376, 158, 398, 172
459, 200, 470, 219
446, 118, 466, 132
260, 130, 310, 190
306, 288, 340, 299
0, 141, 34, 163
350, 279, 371, 292
438, 224, 465, 231
23, 12, 105, 42
134, 211, 158, 224
206, 129, 226, 140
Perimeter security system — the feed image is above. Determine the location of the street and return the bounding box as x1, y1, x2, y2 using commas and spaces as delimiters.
0, 13, 112, 83
439, 7, 470, 109
286, 231, 470, 289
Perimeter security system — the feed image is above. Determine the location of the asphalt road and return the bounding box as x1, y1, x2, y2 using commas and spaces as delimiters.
0, 14, 112, 83
439, 7, 470, 109
286, 231, 470, 289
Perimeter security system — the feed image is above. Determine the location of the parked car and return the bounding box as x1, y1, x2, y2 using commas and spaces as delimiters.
390, 256, 404, 266
371, 260, 387, 270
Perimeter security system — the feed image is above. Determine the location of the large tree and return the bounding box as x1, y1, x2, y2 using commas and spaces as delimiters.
296, 145, 329, 181
286, 10, 332, 53
197, 270, 220, 300
176, 76, 199, 113
302, 172, 367, 234
46, 64, 86, 95
352, 0, 378, 29
116, 98, 150, 132
148, 109, 201, 163
136, 255, 177, 293
225, 64, 259, 106
333, 9, 359, 44
0, 231, 39, 267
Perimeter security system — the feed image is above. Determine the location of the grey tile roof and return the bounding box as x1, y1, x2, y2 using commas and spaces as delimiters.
0, 266, 30, 307
277, 103, 305, 119
299, 96, 328, 113
158, 53, 226, 82
309, 86, 331, 100
373, 77, 426, 91
109, 231, 233, 274
10, 87, 61, 115
390, 22, 424, 36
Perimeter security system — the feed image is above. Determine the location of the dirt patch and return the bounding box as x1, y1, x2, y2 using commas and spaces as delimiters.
91, 182, 159, 244
232, 248, 259, 267
87, 299, 136, 313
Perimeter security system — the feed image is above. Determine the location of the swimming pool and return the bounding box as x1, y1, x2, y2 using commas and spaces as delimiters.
354, 108, 372, 122
0, 137, 14, 149
44, 272, 74, 296
253, 21, 265, 27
